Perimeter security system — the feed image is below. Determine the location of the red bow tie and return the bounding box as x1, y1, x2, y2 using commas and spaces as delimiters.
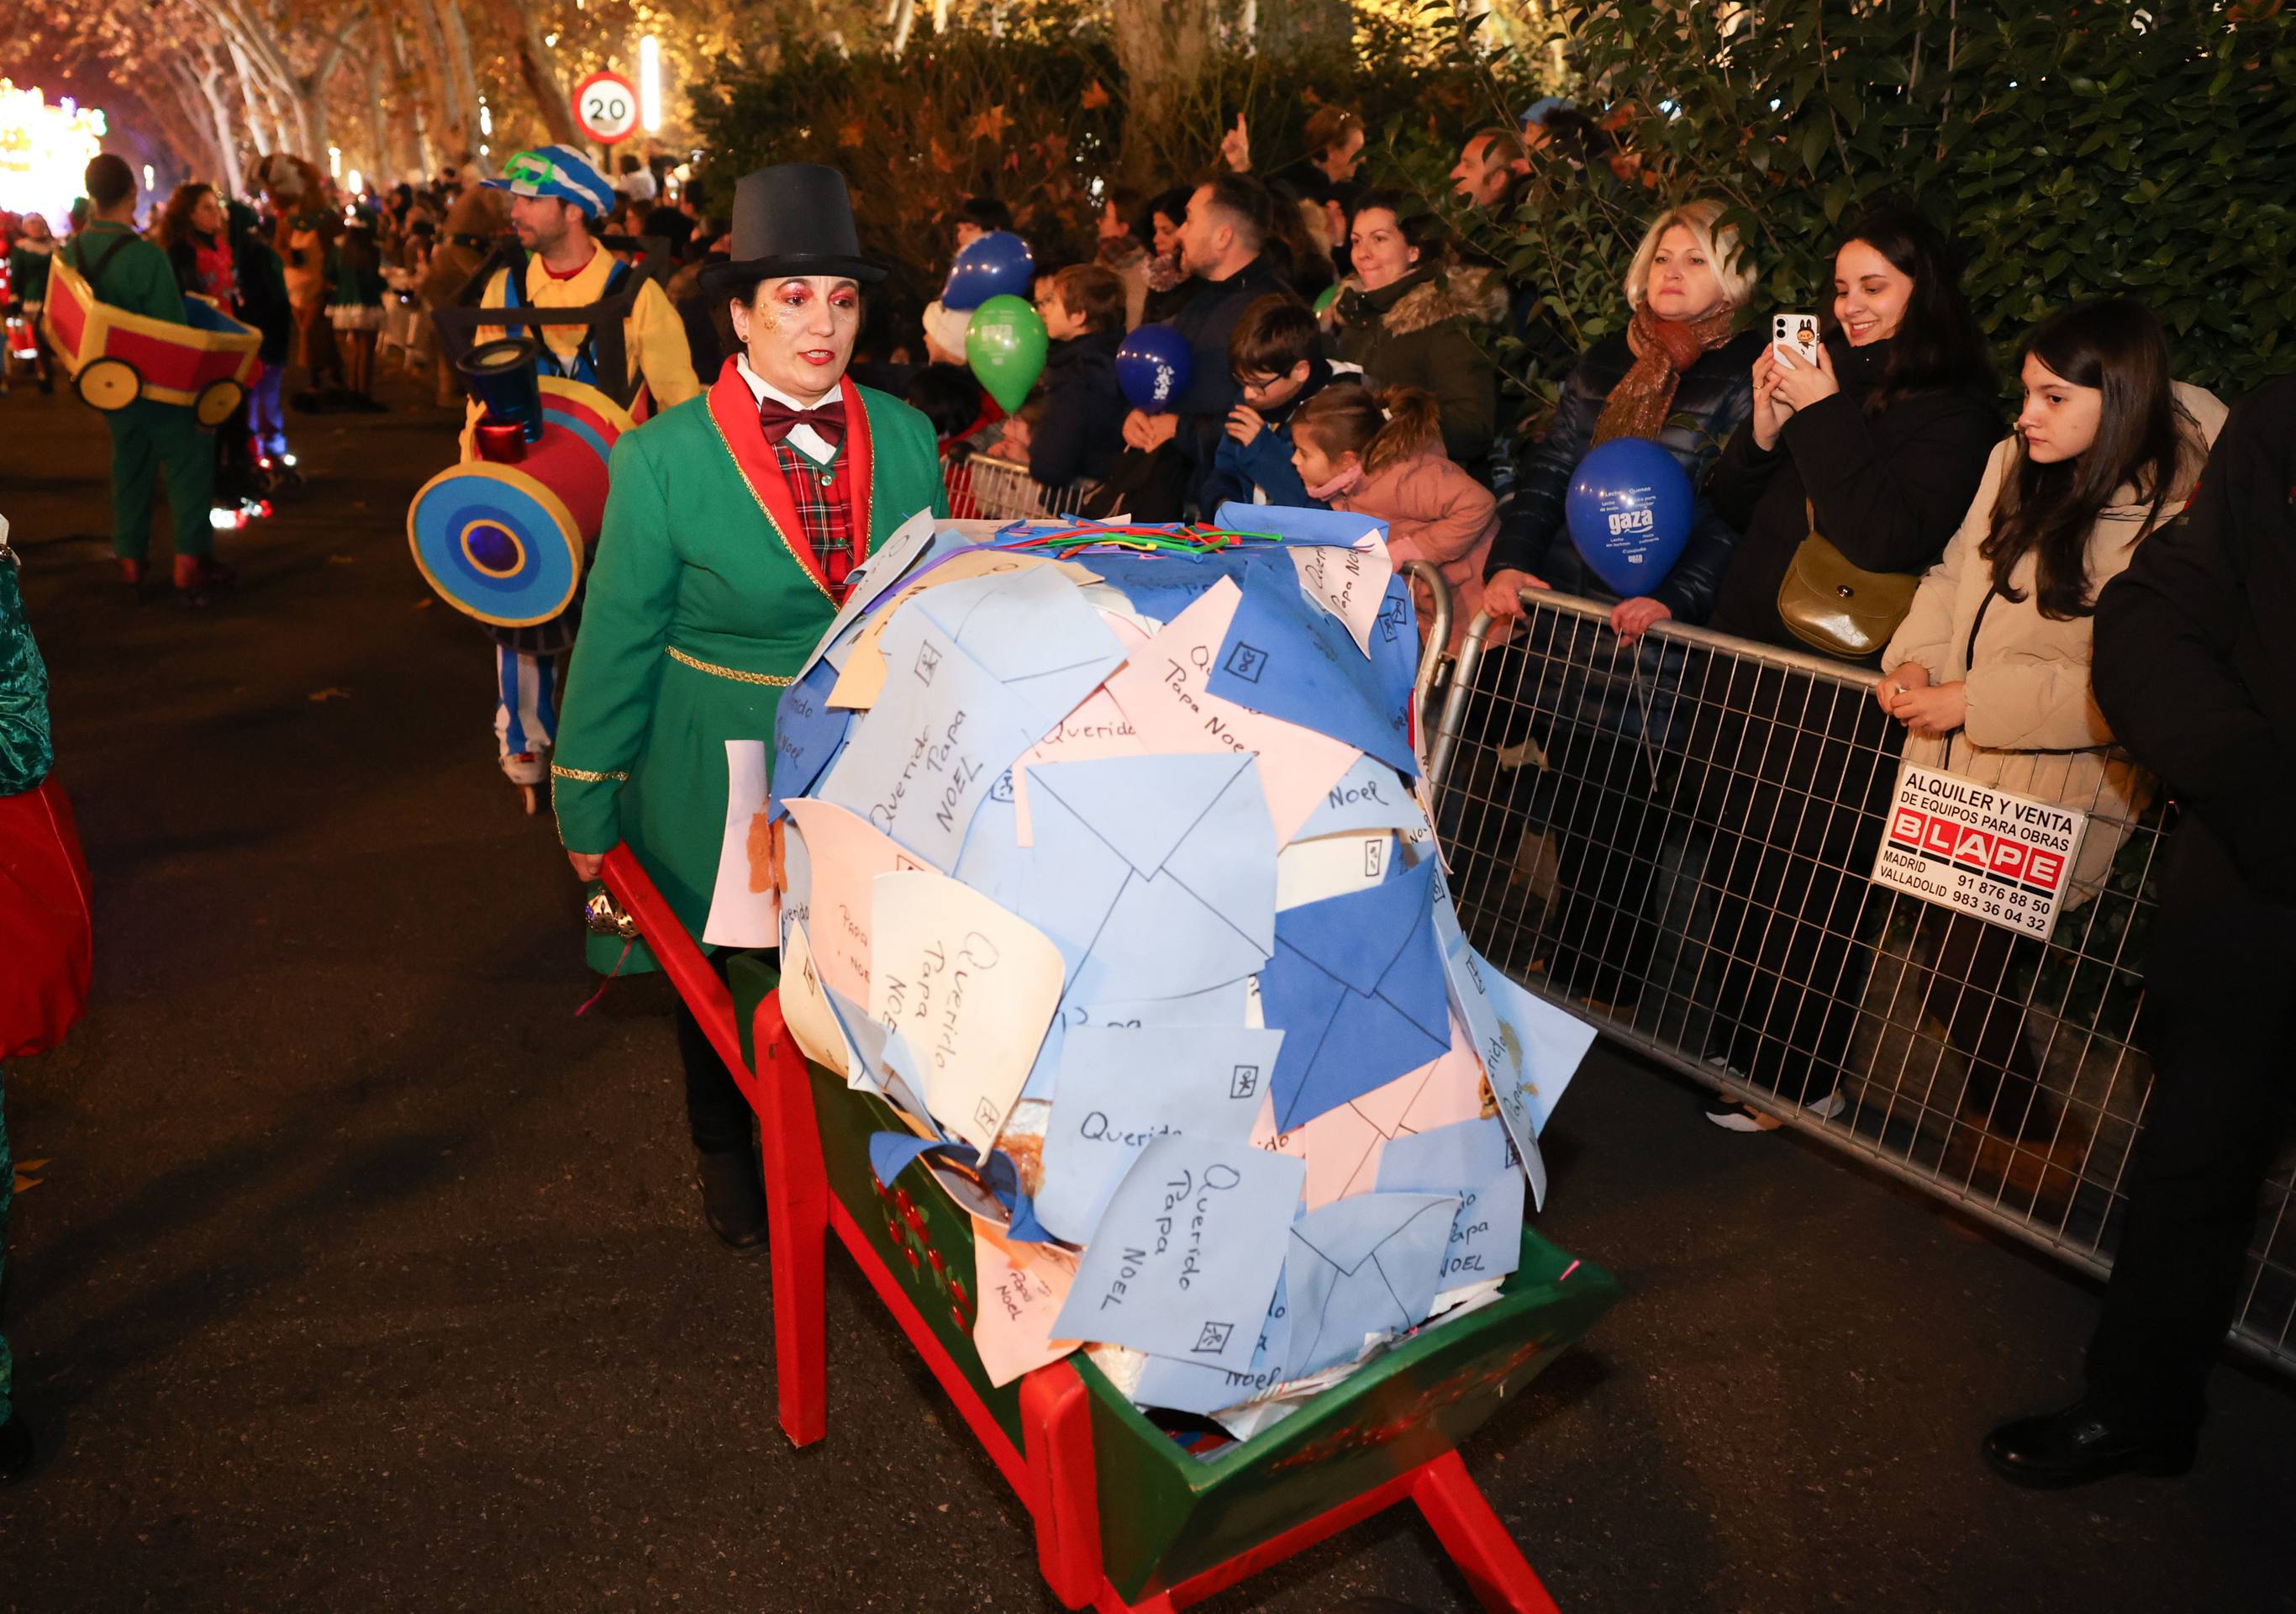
756, 393, 847, 448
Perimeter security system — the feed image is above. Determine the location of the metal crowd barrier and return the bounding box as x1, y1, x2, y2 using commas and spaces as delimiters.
1428, 588, 2296, 1374
943, 452, 1098, 522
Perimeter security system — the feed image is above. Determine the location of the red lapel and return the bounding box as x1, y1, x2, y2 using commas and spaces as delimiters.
706, 359, 877, 604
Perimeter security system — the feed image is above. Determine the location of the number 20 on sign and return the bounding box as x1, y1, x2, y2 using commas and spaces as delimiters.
573, 70, 640, 145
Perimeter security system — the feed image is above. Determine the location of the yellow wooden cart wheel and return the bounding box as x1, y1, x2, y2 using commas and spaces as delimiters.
75, 356, 140, 412
193, 377, 245, 430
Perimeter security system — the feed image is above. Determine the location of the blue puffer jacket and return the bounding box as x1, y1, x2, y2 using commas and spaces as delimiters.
1485, 327, 1765, 619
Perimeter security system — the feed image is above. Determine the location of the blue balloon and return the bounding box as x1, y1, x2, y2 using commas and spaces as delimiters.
1115, 323, 1194, 414
942, 230, 1034, 311
1563, 437, 1694, 597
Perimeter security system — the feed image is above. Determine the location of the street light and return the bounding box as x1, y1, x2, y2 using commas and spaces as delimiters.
328, 145, 341, 179
640, 34, 661, 134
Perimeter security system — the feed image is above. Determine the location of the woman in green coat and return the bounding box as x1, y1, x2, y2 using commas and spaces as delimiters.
553, 166, 946, 1247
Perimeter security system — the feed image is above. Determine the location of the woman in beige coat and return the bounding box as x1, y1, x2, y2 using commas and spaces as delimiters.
1878, 299, 2225, 1148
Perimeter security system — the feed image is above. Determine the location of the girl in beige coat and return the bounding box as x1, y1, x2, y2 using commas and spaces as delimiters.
1878, 300, 2225, 1148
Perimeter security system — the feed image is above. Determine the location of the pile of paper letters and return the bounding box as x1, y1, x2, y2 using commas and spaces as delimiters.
770, 507, 1594, 1439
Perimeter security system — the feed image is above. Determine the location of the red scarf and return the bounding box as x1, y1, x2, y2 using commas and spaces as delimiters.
705, 358, 877, 606
1591, 301, 1740, 447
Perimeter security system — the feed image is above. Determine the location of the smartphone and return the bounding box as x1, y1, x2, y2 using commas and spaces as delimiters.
1772, 312, 1819, 368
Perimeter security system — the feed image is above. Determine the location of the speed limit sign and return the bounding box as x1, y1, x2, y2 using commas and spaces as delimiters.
573, 70, 640, 145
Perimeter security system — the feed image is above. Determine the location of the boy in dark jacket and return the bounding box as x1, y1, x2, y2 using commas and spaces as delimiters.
1206, 294, 1347, 509
1030, 263, 1128, 490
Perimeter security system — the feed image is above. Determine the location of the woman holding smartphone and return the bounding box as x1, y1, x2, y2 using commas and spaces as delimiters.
1874, 299, 2223, 1158
1687, 203, 2001, 1127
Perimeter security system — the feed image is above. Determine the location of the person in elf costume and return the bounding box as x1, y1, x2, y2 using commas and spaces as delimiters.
66, 156, 228, 602
552, 165, 946, 1247
473, 146, 700, 810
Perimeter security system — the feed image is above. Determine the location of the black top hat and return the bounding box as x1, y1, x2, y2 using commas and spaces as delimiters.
698, 164, 886, 298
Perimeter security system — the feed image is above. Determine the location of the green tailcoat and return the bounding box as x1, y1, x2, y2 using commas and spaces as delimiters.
553, 363, 947, 972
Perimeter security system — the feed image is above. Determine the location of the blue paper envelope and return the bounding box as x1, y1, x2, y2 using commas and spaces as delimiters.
1212, 501, 1388, 546
816, 609, 1044, 872
1375, 1117, 1527, 1295
1435, 920, 1594, 1211
1024, 980, 1253, 1105
779, 810, 816, 952
1077, 553, 1229, 630
953, 767, 1026, 914
1063, 980, 1252, 1031
1281, 1190, 1461, 1379
1293, 754, 1430, 841
791, 509, 942, 687
1282, 851, 1434, 996
1029, 753, 1277, 998
1068, 868, 1272, 1004
1132, 1269, 1292, 1417
1035, 1024, 1287, 1243
1205, 566, 1419, 775
1007, 780, 1132, 978
769, 660, 851, 818
910, 564, 1129, 730
1261, 932, 1450, 1134
875, 1021, 934, 1123
1052, 1136, 1304, 1374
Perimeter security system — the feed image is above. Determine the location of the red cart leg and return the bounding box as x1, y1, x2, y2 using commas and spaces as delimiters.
1409, 1450, 1559, 1614
599, 846, 829, 1447
751, 998, 829, 1448
1019, 1363, 1105, 1609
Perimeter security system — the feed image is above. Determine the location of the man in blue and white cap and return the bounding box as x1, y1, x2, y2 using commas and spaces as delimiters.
469, 145, 700, 810
477, 145, 696, 406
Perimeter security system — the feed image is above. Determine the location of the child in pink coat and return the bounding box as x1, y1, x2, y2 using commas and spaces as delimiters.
1288, 382, 1497, 654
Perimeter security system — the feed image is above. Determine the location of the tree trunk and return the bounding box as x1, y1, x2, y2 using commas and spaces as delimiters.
413, 0, 477, 170
488, 0, 583, 147
1112, 0, 1215, 187
366, 51, 392, 182
171, 61, 240, 195
387, 19, 440, 178
436, 0, 490, 173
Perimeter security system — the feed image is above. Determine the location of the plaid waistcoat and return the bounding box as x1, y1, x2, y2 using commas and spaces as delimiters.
770, 437, 855, 599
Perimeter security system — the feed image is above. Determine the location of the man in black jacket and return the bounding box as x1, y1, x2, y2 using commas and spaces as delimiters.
1119, 172, 1290, 516
1985, 374, 2296, 1488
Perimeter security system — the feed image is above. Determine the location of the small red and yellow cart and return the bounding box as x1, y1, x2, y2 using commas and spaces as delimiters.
39, 256, 259, 428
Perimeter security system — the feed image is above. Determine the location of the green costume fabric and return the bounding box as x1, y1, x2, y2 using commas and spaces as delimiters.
324, 245, 386, 309
554, 377, 947, 973
8, 242, 52, 305
0, 555, 50, 797
68, 222, 215, 561
67, 221, 182, 322
104, 400, 214, 560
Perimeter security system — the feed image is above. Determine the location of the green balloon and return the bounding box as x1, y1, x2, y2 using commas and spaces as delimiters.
1314, 283, 1341, 316
965, 293, 1048, 414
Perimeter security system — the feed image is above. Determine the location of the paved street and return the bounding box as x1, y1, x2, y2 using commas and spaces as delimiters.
1, 372, 2291, 1612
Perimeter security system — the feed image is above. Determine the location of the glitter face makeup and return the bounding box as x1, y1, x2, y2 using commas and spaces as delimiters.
735, 275, 863, 400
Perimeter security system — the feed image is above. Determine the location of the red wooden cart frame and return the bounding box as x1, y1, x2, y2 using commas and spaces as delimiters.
599, 842, 1563, 1612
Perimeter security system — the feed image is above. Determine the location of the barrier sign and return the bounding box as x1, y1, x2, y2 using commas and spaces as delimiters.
1869, 762, 2088, 942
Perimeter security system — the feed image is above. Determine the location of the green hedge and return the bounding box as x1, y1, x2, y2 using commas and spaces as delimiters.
1417, 0, 2296, 407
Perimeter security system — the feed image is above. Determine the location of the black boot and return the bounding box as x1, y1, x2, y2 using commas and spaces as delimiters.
1982, 1401, 2197, 1489
694, 1149, 770, 1253
0, 1412, 33, 1484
